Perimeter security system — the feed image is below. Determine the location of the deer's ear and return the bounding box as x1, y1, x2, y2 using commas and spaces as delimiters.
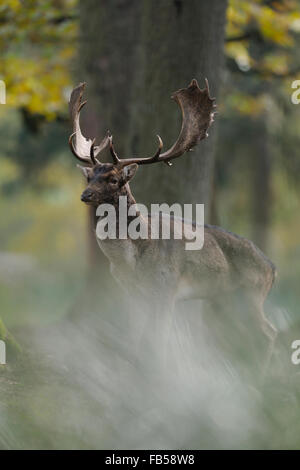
76, 164, 91, 179
122, 164, 138, 183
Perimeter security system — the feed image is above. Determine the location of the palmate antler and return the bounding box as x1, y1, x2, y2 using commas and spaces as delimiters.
109, 78, 216, 167
68, 82, 110, 166
68, 79, 216, 168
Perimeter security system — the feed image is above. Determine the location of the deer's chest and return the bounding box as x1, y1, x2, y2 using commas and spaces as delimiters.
97, 237, 137, 271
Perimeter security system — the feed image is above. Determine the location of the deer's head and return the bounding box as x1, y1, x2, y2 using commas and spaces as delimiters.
68, 79, 216, 207
77, 162, 138, 206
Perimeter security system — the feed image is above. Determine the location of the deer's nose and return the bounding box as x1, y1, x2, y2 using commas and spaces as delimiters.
81, 189, 93, 202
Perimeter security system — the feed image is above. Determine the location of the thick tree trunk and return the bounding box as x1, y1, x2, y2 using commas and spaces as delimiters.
78, 0, 141, 153
129, 0, 228, 218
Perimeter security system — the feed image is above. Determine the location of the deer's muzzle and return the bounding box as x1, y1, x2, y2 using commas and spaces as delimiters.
81, 188, 95, 203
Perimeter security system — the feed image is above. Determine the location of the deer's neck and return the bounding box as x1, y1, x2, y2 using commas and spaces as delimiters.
111, 183, 137, 224
96, 183, 147, 269
96, 183, 146, 237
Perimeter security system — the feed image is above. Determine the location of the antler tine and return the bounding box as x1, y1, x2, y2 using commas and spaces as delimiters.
114, 135, 164, 168
108, 135, 121, 165
90, 138, 100, 165
204, 78, 211, 96
150, 135, 163, 162
78, 99, 87, 113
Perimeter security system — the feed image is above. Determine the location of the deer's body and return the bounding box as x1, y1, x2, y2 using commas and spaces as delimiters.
68, 79, 277, 369
96, 184, 276, 305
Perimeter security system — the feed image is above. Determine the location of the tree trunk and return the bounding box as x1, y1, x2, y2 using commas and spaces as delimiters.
251, 115, 272, 253
78, 0, 141, 153
129, 0, 228, 218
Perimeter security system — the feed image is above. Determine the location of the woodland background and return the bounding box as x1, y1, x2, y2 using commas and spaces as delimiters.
1, 0, 300, 450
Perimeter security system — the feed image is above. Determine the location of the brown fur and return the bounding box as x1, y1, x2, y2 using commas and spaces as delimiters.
79, 162, 277, 370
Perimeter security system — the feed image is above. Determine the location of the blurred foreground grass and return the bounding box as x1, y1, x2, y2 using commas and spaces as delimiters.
0, 111, 300, 449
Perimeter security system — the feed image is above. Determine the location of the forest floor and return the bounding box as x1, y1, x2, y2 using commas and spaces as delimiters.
1, 303, 300, 450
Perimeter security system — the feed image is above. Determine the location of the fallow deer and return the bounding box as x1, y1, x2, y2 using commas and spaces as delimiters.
68, 79, 277, 369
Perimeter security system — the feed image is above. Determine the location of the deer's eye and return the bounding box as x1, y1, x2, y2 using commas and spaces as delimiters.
110, 177, 118, 185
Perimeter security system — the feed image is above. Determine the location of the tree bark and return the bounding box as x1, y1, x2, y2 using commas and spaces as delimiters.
129, 0, 228, 218
78, 0, 141, 153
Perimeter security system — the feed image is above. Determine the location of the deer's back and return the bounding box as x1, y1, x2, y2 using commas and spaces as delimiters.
197, 224, 275, 296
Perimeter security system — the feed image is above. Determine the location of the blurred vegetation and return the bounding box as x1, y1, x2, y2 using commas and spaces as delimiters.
0, 0, 77, 118
0, 0, 300, 449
